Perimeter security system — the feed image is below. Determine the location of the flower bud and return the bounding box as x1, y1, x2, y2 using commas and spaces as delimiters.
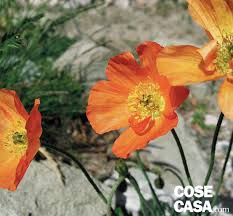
115, 159, 129, 177
154, 175, 165, 189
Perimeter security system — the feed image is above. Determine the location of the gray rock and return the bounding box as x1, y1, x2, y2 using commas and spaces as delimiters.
0, 161, 107, 216
54, 39, 110, 84
19, 0, 92, 7
106, 0, 131, 9
190, 83, 210, 101
135, 0, 159, 6
115, 0, 130, 9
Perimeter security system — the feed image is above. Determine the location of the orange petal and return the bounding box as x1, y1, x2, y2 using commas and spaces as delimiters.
106, 52, 148, 90
227, 0, 233, 11
136, 41, 163, 79
87, 81, 130, 134
129, 115, 154, 135
112, 115, 178, 158
218, 79, 233, 121
26, 99, 42, 140
15, 99, 42, 190
188, 0, 233, 42
169, 86, 189, 109
0, 89, 28, 120
197, 40, 218, 73
229, 58, 233, 70
0, 155, 22, 191
0, 98, 41, 191
0, 96, 27, 134
157, 45, 224, 85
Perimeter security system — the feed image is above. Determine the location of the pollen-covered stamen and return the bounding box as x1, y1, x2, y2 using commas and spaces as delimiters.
12, 132, 27, 145
216, 36, 233, 75
3, 121, 28, 156
127, 82, 165, 120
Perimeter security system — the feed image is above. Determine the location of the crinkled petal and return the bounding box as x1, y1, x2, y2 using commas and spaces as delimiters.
188, 0, 233, 42
169, 86, 190, 109
197, 40, 218, 72
136, 41, 163, 80
106, 52, 149, 90
87, 81, 130, 134
112, 115, 178, 158
0, 99, 41, 191
129, 116, 154, 136
218, 79, 233, 121
0, 155, 21, 191
157, 45, 224, 85
0, 89, 28, 120
16, 99, 41, 190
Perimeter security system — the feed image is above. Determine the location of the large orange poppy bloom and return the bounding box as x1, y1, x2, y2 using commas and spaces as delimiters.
87, 41, 189, 158
0, 89, 42, 191
157, 0, 233, 121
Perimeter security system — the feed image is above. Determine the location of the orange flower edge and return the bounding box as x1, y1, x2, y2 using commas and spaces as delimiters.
157, 0, 233, 121
87, 41, 189, 158
0, 89, 42, 191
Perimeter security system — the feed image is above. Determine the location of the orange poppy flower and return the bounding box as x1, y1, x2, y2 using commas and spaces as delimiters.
0, 89, 42, 191
157, 0, 233, 121
87, 41, 189, 158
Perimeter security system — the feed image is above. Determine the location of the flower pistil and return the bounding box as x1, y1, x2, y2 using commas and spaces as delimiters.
127, 82, 165, 120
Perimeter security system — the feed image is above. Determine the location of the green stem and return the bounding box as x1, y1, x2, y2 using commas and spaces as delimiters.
163, 168, 185, 188
136, 151, 164, 216
107, 176, 125, 216
206, 131, 233, 216
127, 174, 154, 216
203, 112, 224, 186
171, 129, 194, 186
43, 144, 112, 212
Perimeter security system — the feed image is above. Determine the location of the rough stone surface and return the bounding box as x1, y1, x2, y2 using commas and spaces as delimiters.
190, 83, 211, 101
0, 161, 107, 216
115, 0, 130, 9
54, 39, 110, 84
20, 0, 92, 7
135, 0, 159, 6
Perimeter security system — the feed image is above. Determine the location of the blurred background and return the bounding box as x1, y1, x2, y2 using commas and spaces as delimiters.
0, 0, 232, 215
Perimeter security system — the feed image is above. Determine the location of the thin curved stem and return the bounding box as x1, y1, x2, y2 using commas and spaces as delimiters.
42, 144, 112, 212
163, 168, 185, 188
203, 112, 224, 186
171, 129, 193, 186
136, 151, 164, 216
206, 131, 233, 216
107, 176, 125, 216
127, 174, 154, 216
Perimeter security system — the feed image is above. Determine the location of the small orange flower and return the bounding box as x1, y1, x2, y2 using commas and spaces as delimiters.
0, 89, 42, 191
157, 0, 233, 121
87, 41, 189, 158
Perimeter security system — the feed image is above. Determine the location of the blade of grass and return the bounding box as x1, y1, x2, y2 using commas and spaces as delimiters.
136, 151, 165, 216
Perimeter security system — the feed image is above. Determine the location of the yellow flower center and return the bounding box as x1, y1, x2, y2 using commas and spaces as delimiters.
216, 36, 233, 75
127, 82, 165, 120
3, 120, 28, 157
